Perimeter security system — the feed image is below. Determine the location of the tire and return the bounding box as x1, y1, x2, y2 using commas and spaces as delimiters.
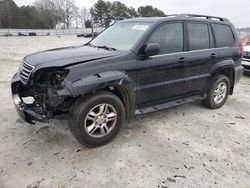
202, 74, 231, 109
69, 91, 125, 147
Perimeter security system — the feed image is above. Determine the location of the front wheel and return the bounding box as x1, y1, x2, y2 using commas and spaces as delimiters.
202, 75, 230, 109
69, 91, 125, 147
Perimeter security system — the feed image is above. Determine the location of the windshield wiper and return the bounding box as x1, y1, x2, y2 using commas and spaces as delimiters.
85, 43, 116, 51
85, 43, 96, 47
97, 45, 117, 51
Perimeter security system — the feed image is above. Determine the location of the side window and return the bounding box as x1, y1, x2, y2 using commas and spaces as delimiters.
212, 24, 235, 47
187, 23, 210, 51
148, 23, 183, 54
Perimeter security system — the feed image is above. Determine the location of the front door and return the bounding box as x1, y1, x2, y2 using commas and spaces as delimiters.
136, 22, 189, 107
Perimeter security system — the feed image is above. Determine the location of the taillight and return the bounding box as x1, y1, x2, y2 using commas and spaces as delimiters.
240, 42, 244, 58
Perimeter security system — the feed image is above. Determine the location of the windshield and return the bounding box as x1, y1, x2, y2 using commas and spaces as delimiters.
89, 22, 152, 51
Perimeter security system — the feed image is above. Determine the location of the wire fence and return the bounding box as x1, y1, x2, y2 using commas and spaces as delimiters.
0, 28, 105, 36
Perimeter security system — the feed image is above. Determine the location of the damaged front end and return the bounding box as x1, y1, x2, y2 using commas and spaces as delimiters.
11, 62, 74, 124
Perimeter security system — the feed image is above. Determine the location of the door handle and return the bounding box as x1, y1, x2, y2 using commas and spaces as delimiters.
179, 57, 187, 63
210, 53, 217, 58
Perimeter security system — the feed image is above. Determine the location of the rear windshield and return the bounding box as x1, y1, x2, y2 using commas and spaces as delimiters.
212, 24, 235, 47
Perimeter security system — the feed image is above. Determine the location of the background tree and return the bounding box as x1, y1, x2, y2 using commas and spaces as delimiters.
90, 0, 112, 27
103, 1, 113, 27
90, 1, 165, 27
56, 0, 79, 29
80, 7, 90, 28
0, 0, 166, 29
0, 0, 19, 28
33, 0, 61, 29
111, 1, 129, 21
127, 7, 139, 18
18, 5, 41, 29
138, 5, 166, 17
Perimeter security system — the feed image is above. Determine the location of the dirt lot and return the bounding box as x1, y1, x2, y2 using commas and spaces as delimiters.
0, 36, 250, 188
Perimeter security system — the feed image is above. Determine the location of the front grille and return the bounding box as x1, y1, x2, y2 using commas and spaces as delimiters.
19, 61, 34, 84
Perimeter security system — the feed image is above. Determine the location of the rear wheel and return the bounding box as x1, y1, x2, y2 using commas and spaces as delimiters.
69, 91, 125, 147
202, 75, 230, 109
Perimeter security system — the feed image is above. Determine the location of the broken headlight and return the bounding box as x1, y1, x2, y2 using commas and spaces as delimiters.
50, 70, 69, 86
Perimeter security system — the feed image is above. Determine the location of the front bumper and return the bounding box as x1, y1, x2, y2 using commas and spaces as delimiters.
12, 94, 49, 124
11, 73, 49, 124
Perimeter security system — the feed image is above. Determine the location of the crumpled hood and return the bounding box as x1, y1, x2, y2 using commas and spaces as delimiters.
24, 45, 120, 70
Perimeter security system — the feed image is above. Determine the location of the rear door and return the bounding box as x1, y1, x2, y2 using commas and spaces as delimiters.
185, 21, 217, 94
186, 22, 236, 94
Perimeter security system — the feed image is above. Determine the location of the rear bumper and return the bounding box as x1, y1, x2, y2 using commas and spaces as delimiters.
234, 65, 244, 83
242, 59, 250, 74
11, 72, 49, 124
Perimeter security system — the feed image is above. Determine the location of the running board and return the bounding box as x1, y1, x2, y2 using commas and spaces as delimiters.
135, 94, 206, 115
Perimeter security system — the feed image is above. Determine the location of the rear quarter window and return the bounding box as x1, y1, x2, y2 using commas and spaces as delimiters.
212, 24, 235, 48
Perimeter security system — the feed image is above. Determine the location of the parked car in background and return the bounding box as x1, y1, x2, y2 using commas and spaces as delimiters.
77, 32, 99, 38
11, 14, 243, 147
18, 32, 27, 36
242, 43, 250, 74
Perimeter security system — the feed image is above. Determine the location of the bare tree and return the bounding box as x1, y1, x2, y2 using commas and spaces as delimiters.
80, 7, 90, 28
56, 0, 79, 29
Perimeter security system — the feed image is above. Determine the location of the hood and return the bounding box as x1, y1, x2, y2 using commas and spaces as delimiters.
24, 45, 120, 70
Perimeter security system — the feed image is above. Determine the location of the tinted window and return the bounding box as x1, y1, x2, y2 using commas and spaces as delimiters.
187, 23, 210, 51
149, 23, 183, 54
212, 24, 234, 47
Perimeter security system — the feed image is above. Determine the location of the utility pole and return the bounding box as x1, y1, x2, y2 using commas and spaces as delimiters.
90, 18, 94, 38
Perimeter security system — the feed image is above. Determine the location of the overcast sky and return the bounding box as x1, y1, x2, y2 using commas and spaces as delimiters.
15, 0, 250, 28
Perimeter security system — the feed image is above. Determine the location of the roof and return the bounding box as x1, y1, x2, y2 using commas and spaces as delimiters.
122, 14, 230, 24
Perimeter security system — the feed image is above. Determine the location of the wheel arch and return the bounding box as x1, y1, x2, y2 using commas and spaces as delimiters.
70, 71, 136, 119
209, 60, 235, 95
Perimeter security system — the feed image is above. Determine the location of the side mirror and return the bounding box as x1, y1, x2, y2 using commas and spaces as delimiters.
145, 43, 160, 57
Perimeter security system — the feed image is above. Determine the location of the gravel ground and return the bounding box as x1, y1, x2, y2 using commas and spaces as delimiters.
0, 36, 250, 188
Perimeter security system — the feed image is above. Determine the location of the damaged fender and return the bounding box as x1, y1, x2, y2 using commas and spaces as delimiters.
69, 71, 136, 116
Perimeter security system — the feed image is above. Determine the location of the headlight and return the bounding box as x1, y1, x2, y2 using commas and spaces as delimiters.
51, 70, 69, 86
34, 69, 69, 87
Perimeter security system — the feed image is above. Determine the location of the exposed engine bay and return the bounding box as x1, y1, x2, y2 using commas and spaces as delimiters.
12, 68, 74, 123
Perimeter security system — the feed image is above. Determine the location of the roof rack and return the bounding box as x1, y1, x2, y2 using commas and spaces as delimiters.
165, 14, 229, 22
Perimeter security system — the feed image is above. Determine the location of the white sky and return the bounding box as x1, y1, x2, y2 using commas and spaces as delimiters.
14, 0, 250, 28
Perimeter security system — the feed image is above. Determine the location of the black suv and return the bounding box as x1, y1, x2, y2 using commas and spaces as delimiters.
11, 14, 244, 146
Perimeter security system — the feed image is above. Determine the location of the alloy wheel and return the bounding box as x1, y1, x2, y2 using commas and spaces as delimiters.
213, 82, 227, 104
84, 103, 117, 138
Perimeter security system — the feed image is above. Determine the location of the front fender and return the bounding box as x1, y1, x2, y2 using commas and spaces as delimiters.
69, 71, 136, 115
